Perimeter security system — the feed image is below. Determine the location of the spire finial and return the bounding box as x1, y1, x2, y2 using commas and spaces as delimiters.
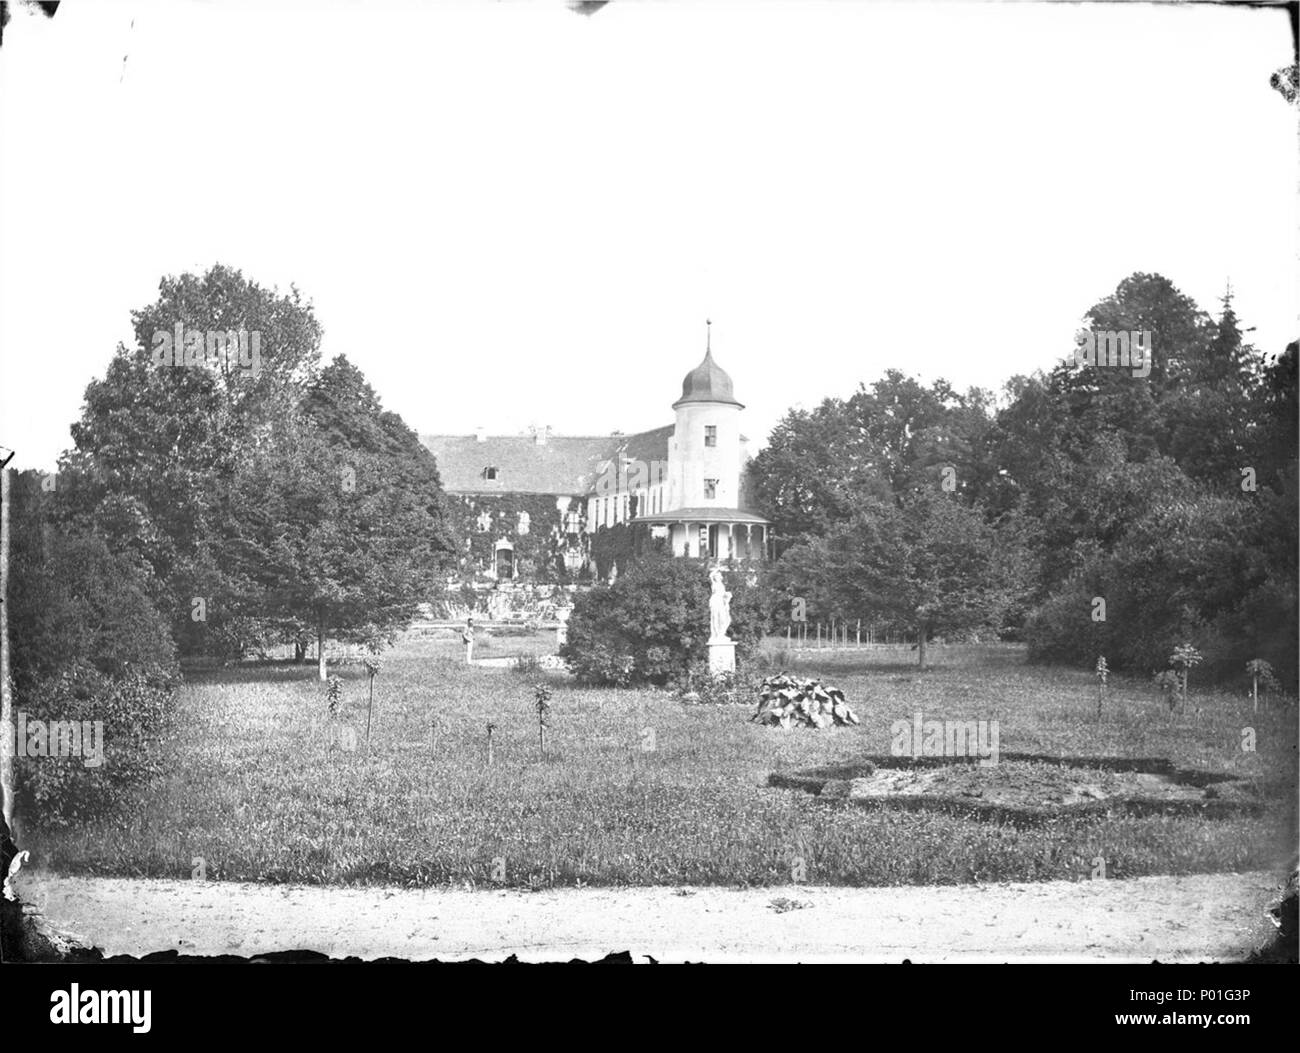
706, 318, 712, 353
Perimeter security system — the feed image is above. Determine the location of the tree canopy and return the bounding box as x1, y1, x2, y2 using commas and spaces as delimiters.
46, 265, 454, 670
226, 356, 457, 677
749, 272, 1296, 682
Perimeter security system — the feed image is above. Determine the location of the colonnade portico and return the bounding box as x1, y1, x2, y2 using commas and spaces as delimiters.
634, 509, 770, 561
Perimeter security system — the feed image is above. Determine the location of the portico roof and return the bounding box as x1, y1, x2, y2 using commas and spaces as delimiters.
630, 507, 769, 525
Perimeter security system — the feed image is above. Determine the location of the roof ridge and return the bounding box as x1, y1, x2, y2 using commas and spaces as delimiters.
422, 427, 671, 440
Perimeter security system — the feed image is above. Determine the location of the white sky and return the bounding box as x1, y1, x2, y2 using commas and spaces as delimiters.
1, 0, 1296, 472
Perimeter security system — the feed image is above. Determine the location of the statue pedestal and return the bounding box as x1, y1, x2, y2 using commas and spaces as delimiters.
708, 638, 735, 675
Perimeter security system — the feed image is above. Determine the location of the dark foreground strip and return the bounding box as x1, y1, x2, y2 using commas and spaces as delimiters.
4, 958, 1295, 1040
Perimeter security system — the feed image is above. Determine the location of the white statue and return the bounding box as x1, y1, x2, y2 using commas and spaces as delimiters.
708, 567, 732, 640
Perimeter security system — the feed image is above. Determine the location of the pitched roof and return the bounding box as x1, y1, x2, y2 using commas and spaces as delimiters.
631, 506, 769, 524
422, 425, 672, 495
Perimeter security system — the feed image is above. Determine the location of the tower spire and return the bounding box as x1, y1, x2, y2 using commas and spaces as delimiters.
706, 318, 711, 354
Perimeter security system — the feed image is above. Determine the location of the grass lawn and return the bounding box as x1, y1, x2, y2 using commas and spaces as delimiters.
23, 635, 1297, 889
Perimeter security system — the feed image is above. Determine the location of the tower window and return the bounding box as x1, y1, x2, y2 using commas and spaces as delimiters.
704, 478, 718, 499
484, 466, 498, 481
704, 425, 717, 447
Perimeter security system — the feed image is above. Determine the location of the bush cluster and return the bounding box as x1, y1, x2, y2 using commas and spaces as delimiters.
9, 473, 179, 824
17, 667, 175, 826
1024, 488, 1297, 688
560, 556, 767, 686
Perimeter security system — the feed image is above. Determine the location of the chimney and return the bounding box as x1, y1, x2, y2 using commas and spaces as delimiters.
533, 425, 550, 446
475, 426, 486, 443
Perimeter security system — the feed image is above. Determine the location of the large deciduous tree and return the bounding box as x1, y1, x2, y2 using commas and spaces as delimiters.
228, 357, 457, 678
991, 276, 1295, 682
773, 490, 1026, 667
57, 264, 324, 656
751, 271, 1292, 681
55, 266, 457, 673
746, 371, 995, 551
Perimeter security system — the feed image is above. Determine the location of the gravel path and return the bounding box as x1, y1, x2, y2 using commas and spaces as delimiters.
15, 870, 1282, 962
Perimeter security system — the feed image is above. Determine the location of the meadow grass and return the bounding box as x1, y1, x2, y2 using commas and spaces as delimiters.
24, 636, 1296, 889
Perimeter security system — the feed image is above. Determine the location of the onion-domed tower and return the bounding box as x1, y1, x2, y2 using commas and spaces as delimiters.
633, 322, 769, 560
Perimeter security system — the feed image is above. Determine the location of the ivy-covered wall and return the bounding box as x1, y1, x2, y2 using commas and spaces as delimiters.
446, 493, 590, 584
445, 492, 682, 587
589, 522, 672, 580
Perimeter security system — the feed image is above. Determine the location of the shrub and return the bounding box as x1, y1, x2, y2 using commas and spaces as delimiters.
560, 555, 765, 686
512, 654, 543, 676
1023, 580, 1106, 668
9, 530, 178, 695
1153, 669, 1182, 710
676, 666, 751, 705
562, 634, 637, 687
751, 673, 860, 728
492, 623, 540, 637
15, 666, 175, 826
1024, 486, 1297, 687
8, 475, 179, 824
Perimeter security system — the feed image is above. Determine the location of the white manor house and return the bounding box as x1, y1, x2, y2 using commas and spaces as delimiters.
422, 330, 770, 581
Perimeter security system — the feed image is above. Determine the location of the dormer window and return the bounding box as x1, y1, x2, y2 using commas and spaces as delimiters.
705, 425, 717, 447
484, 466, 498, 481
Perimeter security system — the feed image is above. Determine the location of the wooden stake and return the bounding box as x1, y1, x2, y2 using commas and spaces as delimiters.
365, 673, 375, 750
